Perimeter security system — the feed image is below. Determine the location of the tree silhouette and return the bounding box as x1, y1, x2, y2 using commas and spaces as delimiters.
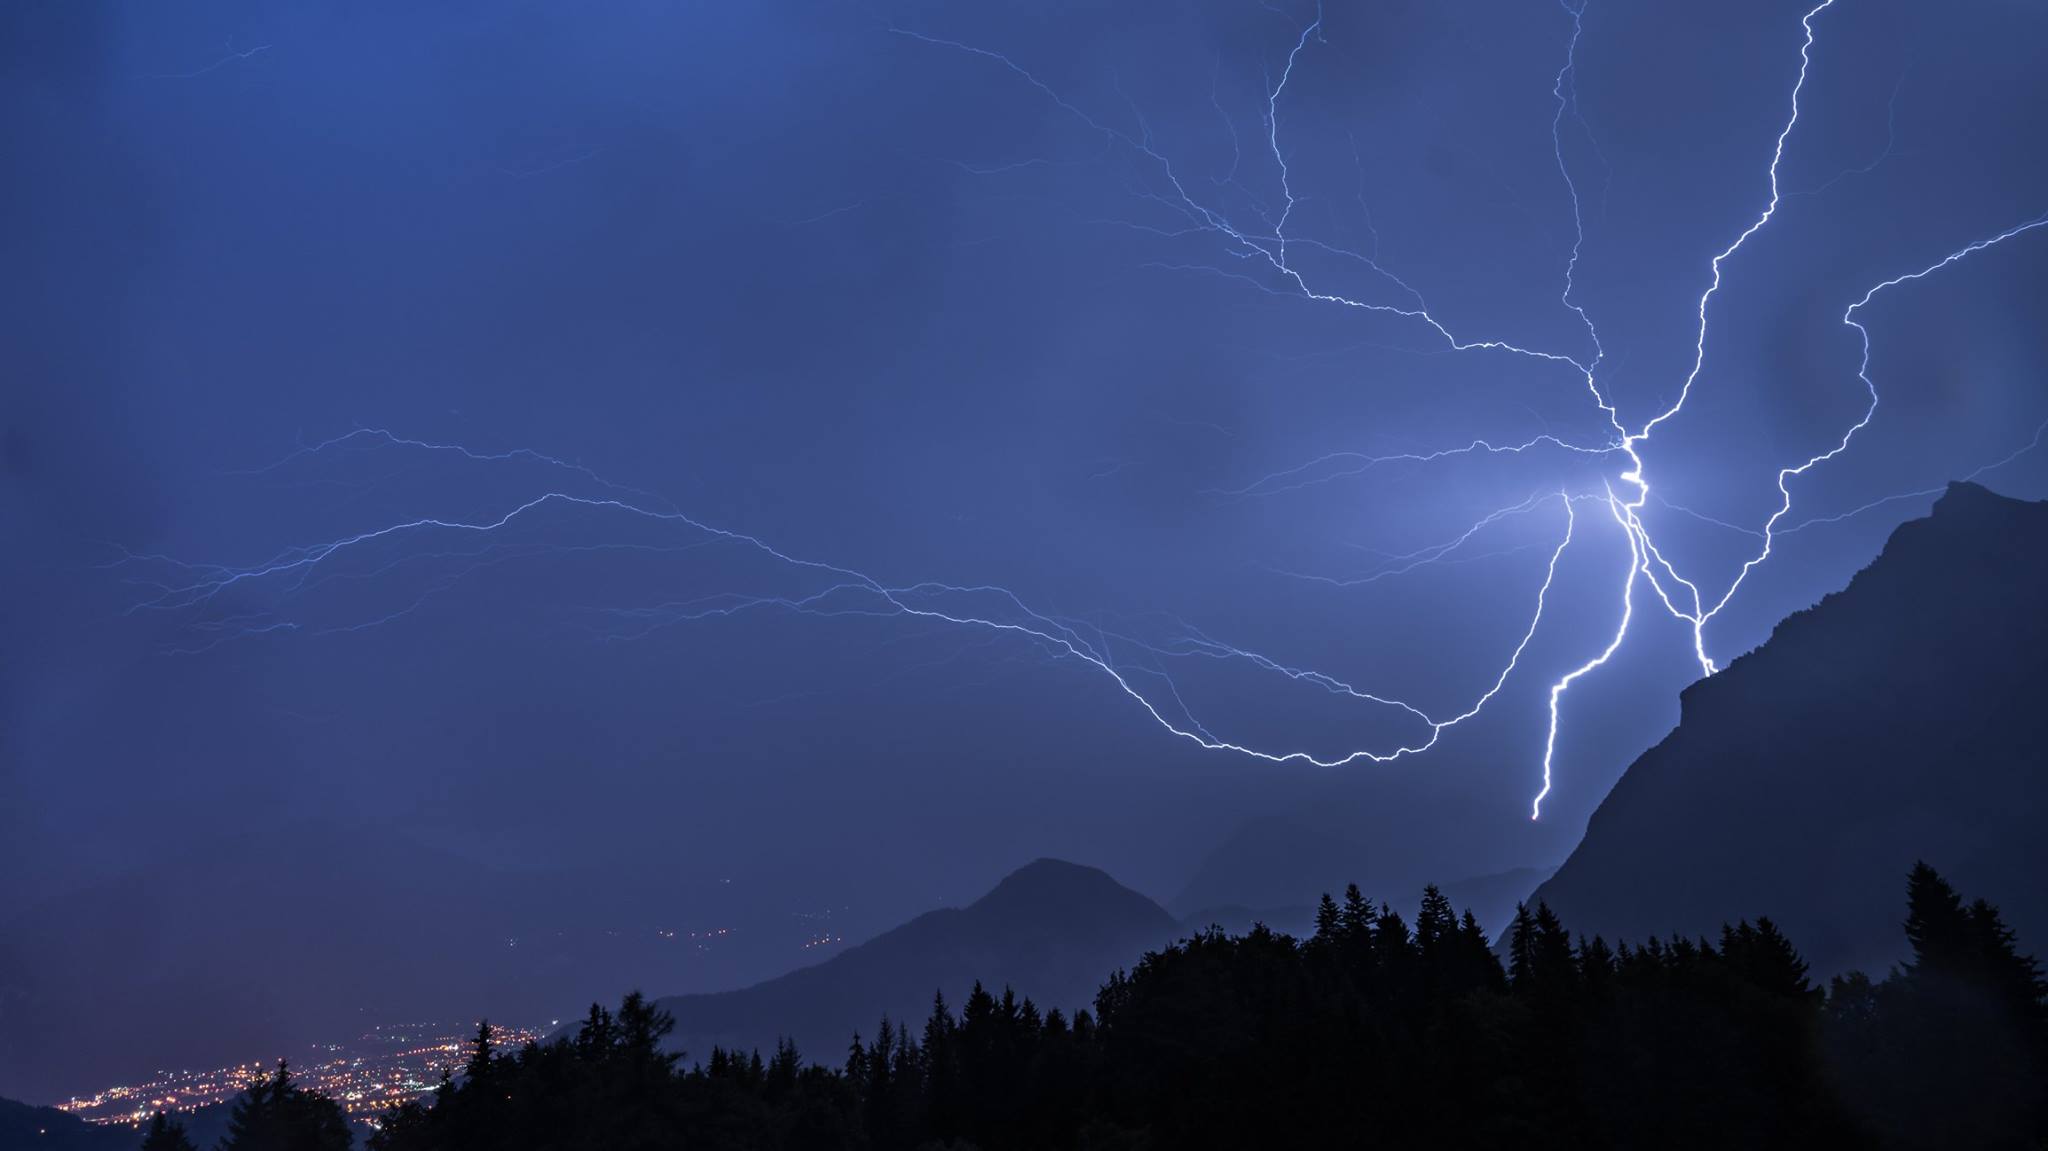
139, 1111, 197, 1151
1821, 861, 2048, 1147
329, 869, 2047, 1148
219, 1062, 351, 1151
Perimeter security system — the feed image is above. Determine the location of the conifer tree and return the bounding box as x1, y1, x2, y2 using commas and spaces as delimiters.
1902, 860, 1975, 980
140, 1111, 197, 1151
1312, 892, 1341, 946
1966, 897, 2048, 1031
1507, 903, 1538, 988
1416, 885, 1457, 955
220, 1061, 351, 1151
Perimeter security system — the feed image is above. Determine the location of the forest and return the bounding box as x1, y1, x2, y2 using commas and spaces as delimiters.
135, 863, 2045, 1150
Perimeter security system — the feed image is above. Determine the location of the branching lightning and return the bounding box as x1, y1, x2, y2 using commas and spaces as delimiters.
128, 1, 2048, 821
143, 41, 273, 82
127, 428, 1585, 766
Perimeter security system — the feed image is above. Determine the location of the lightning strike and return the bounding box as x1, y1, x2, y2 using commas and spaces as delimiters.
134, 431, 1584, 768
132, 2, 2048, 821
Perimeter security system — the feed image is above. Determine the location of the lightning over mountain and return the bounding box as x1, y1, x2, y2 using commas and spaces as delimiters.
118, 0, 2047, 819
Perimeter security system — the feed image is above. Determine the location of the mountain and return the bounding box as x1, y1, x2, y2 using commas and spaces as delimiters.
1167, 816, 1364, 920
0, 817, 862, 1103
654, 859, 1177, 1061
0, 1096, 130, 1151
1438, 866, 1557, 937
1524, 482, 2048, 976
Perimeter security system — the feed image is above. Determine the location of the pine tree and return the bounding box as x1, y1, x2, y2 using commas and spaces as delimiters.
869, 1017, 895, 1094
1374, 902, 1416, 993
1720, 918, 1814, 999
463, 1018, 495, 1087
141, 1111, 197, 1151
1507, 903, 1538, 988
1901, 860, 1974, 980
1579, 934, 1615, 995
1531, 902, 1576, 986
1413, 886, 1458, 1000
615, 990, 680, 1070
1312, 892, 1341, 948
575, 1002, 616, 1058
863, 1016, 898, 1146
922, 992, 959, 1141
220, 1061, 351, 1151
1965, 897, 2048, 1031
844, 1032, 869, 1081
1416, 885, 1457, 955
1339, 883, 1376, 950
1454, 908, 1508, 994
766, 1038, 802, 1097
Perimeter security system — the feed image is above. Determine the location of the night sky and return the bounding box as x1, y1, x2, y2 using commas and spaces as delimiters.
5, 0, 2047, 1098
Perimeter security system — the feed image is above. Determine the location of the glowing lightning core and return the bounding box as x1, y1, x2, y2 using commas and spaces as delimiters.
131, 1, 2048, 824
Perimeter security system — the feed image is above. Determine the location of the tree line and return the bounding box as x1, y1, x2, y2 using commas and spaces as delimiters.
137, 862, 2046, 1149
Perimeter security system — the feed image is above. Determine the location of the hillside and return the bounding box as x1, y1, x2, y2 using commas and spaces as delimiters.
0, 819, 836, 1103
1525, 482, 2048, 976
0, 1096, 130, 1151
654, 859, 1178, 1061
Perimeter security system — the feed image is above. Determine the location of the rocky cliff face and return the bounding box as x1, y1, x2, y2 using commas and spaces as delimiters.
1524, 483, 2048, 976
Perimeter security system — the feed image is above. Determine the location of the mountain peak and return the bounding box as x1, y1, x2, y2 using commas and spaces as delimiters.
1936, 478, 2004, 506
1525, 484, 2048, 976
979, 856, 1117, 893
1926, 479, 2037, 526
971, 859, 1171, 927
653, 859, 1175, 1065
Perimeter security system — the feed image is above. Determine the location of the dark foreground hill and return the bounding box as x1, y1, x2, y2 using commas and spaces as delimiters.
1527, 482, 2048, 976
654, 859, 1177, 1062
0, 1100, 236, 1151
0, 1096, 131, 1151
371, 861, 2048, 1149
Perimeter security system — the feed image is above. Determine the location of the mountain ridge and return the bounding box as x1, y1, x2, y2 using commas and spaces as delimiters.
653, 858, 1176, 1062
1524, 481, 2048, 976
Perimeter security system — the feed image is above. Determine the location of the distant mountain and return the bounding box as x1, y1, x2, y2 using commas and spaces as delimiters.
1525, 482, 2048, 976
1167, 816, 1364, 920
1167, 799, 1562, 926
654, 859, 1177, 1061
0, 1097, 238, 1151
0, 1096, 129, 1151
1438, 866, 1557, 937
0, 818, 846, 1103
0, 821, 546, 1104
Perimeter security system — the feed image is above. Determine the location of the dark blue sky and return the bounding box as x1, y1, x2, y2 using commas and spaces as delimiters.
4, 0, 2047, 1096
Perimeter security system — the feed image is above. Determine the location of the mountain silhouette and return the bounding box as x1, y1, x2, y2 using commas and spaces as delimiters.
1525, 482, 2048, 976
654, 858, 1177, 1061
1167, 816, 1363, 920
0, 1095, 131, 1151
0, 818, 858, 1103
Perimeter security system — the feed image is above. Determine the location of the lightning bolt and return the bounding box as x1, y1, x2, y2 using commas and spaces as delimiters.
127, 1, 2047, 821
1779, 415, 2048, 536
1527, 1, 2046, 814
128, 427, 1583, 765
143, 41, 273, 82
